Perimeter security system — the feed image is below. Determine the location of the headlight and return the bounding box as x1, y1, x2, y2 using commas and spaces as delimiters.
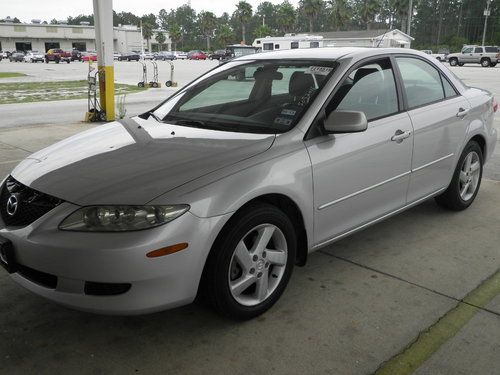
59, 205, 190, 232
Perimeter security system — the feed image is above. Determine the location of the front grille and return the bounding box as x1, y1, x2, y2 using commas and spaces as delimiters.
0, 176, 63, 227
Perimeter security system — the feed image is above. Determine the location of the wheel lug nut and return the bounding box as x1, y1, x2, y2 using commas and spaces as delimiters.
252, 255, 258, 261
257, 272, 263, 278
249, 268, 255, 274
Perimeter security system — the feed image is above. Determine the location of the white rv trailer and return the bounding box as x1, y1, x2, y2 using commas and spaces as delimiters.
252, 34, 334, 52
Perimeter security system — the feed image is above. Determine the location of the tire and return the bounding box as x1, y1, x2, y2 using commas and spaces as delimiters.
449, 58, 458, 66
55, 59, 60, 64
481, 58, 491, 67
490, 62, 497, 67
200, 203, 296, 320
435, 141, 483, 211
165, 80, 172, 87
458, 62, 465, 66
138, 82, 145, 88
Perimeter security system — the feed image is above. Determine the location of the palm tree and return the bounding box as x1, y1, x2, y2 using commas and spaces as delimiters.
155, 31, 166, 51
198, 11, 217, 50
328, 0, 350, 31
233, 1, 253, 44
142, 22, 154, 51
216, 24, 235, 47
359, 0, 381, 30
277, 1, 297, 33
299, 0, 324, 33
390, 0, 409, 32
169, 24, 183, 51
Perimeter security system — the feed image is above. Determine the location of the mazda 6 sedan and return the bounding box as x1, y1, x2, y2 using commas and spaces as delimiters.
0, 48, 497, 320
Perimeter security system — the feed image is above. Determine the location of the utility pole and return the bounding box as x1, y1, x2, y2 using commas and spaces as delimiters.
407, 0, 413, 35
140, 20, 145, 55
263, 15, 265, 27
482, 0, 492, 46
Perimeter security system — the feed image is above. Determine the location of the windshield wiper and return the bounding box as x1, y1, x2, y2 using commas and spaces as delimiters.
146, 111, 162, 122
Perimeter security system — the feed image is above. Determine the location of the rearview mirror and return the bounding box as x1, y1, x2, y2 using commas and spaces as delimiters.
323, 110, 368, 134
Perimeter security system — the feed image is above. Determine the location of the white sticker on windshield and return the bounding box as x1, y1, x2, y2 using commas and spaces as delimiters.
305, 66, 333, 76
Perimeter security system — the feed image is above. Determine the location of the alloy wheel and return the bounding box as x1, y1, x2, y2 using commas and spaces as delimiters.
459, 151, 481, 201
228, 224, 288, 306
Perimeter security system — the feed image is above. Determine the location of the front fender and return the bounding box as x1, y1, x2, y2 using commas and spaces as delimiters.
150, 138, 315, 248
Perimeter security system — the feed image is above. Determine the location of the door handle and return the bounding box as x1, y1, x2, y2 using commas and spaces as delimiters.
456, 107, 469, 118
391, 130, 412, 143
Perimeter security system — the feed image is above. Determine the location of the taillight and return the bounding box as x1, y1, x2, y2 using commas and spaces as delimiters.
493, 98, 499, 113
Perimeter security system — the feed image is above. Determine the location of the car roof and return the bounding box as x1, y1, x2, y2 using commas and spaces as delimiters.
237, 47, 428, 61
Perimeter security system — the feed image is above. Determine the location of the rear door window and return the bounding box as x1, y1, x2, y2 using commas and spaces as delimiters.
396, 57, 445, 109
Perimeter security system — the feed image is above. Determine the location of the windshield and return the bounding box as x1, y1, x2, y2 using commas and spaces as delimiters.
153, 60, 337, 134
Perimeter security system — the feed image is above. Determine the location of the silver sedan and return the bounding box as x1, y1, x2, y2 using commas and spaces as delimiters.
0, 48, 497, 319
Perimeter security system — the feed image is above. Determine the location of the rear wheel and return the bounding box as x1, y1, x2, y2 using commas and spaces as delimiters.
435, 141, 483, 211
200, 203, 296, 320
449, 58, 458, 66
481, 58, 491, 67
490, 62, 497, 67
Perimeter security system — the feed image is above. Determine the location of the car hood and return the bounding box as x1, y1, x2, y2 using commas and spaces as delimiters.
11, 117, 275, 205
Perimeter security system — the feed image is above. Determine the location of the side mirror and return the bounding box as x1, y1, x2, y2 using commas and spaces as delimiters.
323, 110, 368, 134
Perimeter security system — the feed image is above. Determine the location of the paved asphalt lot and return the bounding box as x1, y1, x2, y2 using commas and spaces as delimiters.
0, 59, 499, 375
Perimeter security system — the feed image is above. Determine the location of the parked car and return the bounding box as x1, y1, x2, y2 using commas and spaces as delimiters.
113, 52, 121, 60
9, 52, 25, 62
71, 49, 82, 61
173, 51, 188, 60
141, 52, 155, 60
1, 50, 12, 59
82, 52, 97, 62
45, 49, 72, 64
0, 48, 497, 320
208, 50, 227, 60
118, 52, 140, 61
23, 51, 44, 63
421, 49, 448, 62
447, 45, 499, 67
187, 50, 207, 60
155, 51, 176, 61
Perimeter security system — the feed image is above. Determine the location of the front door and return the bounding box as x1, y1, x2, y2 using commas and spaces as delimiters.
306, 57, 413, 246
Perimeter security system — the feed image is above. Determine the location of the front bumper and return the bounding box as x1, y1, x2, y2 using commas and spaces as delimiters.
0, 202, 231, 315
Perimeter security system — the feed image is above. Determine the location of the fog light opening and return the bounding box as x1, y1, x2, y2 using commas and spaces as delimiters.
146, 243, 189, 258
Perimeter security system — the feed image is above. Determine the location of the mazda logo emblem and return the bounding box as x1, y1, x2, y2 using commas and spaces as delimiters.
6, 195, 19, 216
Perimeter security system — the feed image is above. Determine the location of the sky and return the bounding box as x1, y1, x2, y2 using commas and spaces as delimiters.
1, 0, 299, 23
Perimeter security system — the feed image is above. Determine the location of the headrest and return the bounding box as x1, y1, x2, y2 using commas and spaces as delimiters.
289, 71, 315, 97
253, 67, 283, 80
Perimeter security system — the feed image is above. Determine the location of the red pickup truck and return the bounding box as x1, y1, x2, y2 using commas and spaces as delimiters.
45, 49, 72, 64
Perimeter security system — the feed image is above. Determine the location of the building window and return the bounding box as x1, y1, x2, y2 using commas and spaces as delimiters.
46, 27, 58, 33
72, 28, 83, 34
14, 25, 27, 32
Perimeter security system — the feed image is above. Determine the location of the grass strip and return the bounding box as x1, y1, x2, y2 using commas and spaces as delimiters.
0, 80, 145, 105
0, 72, 27, 78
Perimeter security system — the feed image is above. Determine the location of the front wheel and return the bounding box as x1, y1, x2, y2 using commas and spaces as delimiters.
200, 203, 296, 320
435, 141, 483, 211
449, 58, 458, 66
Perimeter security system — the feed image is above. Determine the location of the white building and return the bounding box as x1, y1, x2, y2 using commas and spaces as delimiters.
0, 21, 171, 53
313, 29, 414, 48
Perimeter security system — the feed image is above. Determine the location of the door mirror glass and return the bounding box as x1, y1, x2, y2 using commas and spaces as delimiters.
323, 110, 368, 134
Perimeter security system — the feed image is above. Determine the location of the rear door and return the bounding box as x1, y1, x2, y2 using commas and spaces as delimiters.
394, 56, 470, 202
